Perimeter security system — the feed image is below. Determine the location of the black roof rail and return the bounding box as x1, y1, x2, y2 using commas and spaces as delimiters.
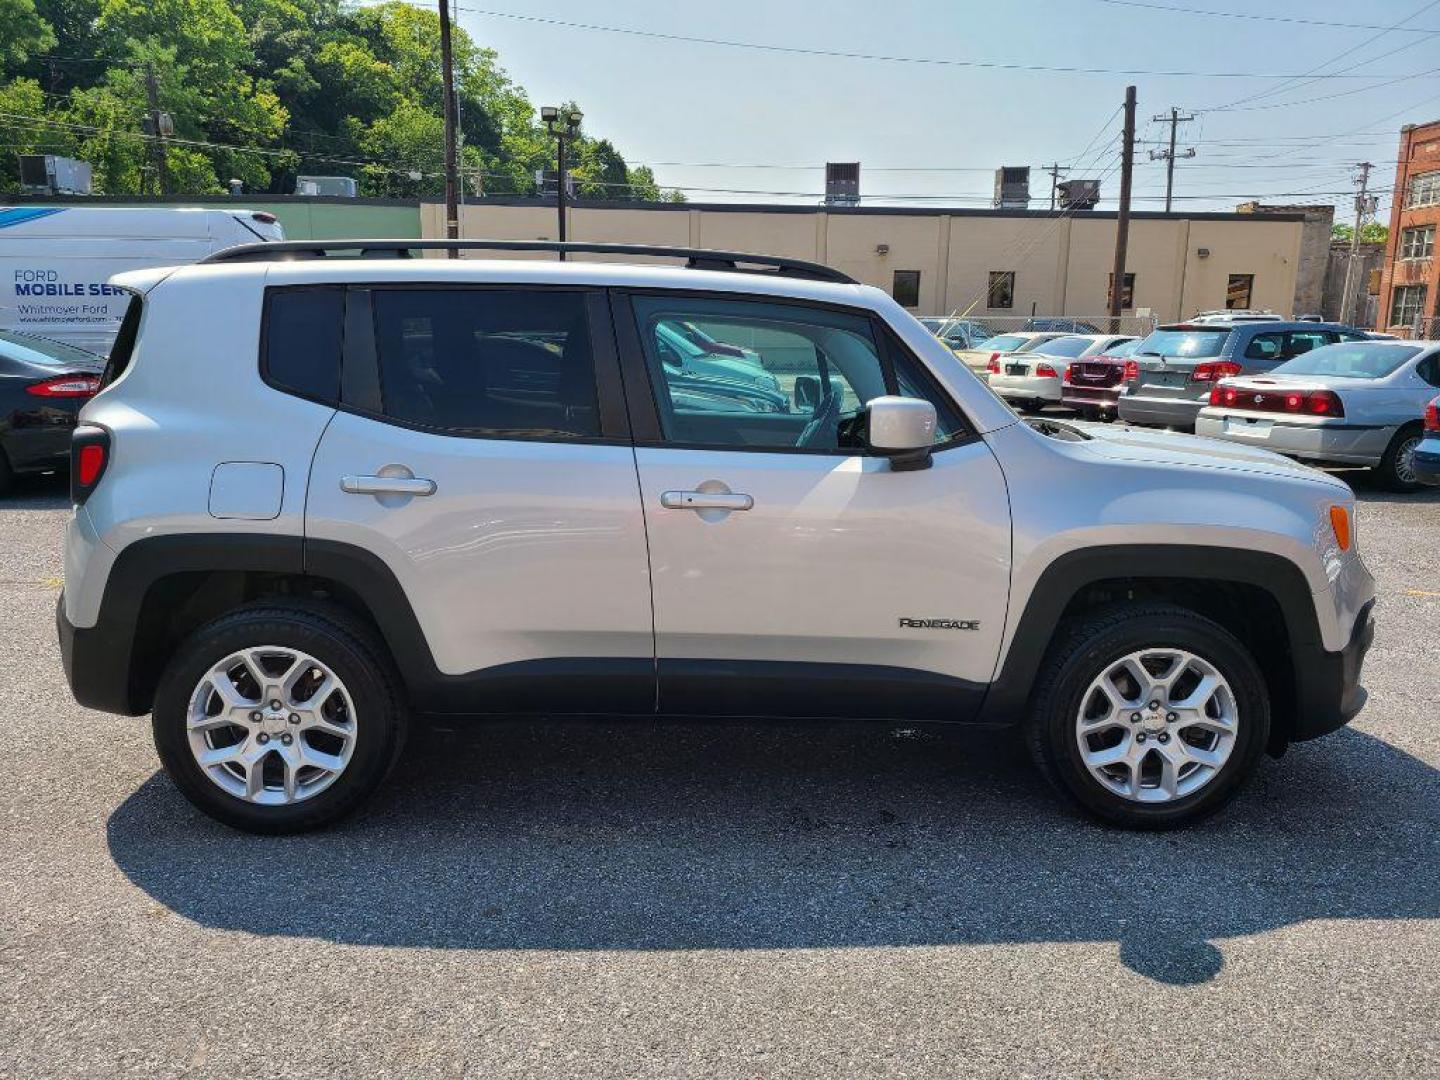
200, 238, 857, 284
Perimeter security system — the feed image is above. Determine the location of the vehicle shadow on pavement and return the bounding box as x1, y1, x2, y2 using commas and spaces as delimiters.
107, 719, 1439, 985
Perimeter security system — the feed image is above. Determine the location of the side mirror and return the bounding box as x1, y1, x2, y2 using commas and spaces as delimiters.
793, 375, 822, 410
865, 395, 937, 472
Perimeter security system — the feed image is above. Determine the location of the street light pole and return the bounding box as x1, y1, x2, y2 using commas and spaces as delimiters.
437, 0, 460, 258
542, 106, 583, 261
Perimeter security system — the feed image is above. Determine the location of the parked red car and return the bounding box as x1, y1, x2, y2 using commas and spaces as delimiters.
1060, 338, 1142, 420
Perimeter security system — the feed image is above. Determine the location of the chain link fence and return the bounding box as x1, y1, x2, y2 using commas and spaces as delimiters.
918, 313, 1160, 348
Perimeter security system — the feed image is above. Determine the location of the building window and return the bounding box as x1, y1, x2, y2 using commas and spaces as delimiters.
987, 271, 1015, 309
892, 270, 921, 308
1404, 171, 1440, 209
1399, 224, 1435, 260
1391, 285, 1429, 328
1226, 274, 1255, 309
1107, 272, 1136, 310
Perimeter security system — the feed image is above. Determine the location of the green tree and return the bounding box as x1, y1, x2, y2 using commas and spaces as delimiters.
0, 0, 56, 68
1332, 222, 1388, 245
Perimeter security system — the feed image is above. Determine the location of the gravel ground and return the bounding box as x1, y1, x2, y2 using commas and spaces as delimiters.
1, 471, 1437, 1079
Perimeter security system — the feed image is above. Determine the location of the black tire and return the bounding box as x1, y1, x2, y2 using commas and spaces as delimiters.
151, 603, 407, 834
0, 447, 13, 497
1024, 604, 1270, 830
1017, 399, 1045, 415
1372, 423, 1424, 493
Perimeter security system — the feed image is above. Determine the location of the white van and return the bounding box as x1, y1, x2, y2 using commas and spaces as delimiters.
0, 206, 284, 353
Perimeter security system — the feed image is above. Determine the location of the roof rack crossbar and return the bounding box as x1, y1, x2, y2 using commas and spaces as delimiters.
201, 238, 856, 284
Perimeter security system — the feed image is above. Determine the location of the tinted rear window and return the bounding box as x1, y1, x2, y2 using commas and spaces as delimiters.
977, 334, 1028, 352
263, 288, 344, 402
0, 330, 101, 369
1133, 329, 1230, 359
371, 288, 599, 439
1031, 336, 1094, 358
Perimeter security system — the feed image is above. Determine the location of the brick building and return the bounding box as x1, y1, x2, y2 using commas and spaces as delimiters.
1377, 118, 1440, 336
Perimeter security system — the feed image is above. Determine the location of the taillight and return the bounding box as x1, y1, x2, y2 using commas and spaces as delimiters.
26, 374, 100, 398
1191, 361, 1243, 383
1122, 359, 1139, 381
986, 353, 1001, 375
70, 425, 110, 504
1425, 398, 1439, 432
1035, 363, 1058, 379
1208, 383, 1343, 418
1062, 366, 1072, 384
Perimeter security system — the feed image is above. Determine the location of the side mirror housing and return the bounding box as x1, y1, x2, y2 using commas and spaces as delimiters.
865, 395, 937, 472
793, 375, 821, 410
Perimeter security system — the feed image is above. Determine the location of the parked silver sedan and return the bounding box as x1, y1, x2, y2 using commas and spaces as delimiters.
1195, 340, 1440, 491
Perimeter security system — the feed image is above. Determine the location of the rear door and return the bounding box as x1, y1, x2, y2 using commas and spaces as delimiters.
304, 285, 655, 714
613, 290, 1012, 720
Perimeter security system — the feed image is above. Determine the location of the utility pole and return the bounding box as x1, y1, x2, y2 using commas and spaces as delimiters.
1044, 162, 1068, 211
437, 0, 460, 258
1148, 107, 1195, 213
143, 65, 170, 196
1339, 162, 1375, 326
1110, 85, 1137, 327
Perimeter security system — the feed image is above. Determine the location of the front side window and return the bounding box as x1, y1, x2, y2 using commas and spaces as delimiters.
370, 288, 600, 439
633, 296, 889, 453
1399, 224, 1435, 259
1285, 330, 1334, 357
1226, 274, 1255, 310
1244, 331, 1286, 361
987, 271, 1015, 309
1392, 285, 1429, 328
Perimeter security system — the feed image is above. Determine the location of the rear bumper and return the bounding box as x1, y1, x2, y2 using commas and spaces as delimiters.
56, 592, 144, 715
1416, 436, 1440, 485
1290, 599, 1374, 741
1062, 385, 1122, 411
1195, 412, 1391, 466
990, 374, 1063, 404
1117, 392, 1205, 429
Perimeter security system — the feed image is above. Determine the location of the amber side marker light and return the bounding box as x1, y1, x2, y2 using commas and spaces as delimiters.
1330, 505, 1351, 552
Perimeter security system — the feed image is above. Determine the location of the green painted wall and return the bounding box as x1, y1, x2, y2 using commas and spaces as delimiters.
6, 196, 421, 240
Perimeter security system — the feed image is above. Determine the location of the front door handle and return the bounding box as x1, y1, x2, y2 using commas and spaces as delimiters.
341, 474, 437, 497
660, 490, 754, 511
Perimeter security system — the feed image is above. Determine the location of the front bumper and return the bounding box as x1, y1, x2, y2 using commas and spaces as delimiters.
1195, 412, 1391, 466
1116, 392, 1205, 429
1289, 599, 1374, 741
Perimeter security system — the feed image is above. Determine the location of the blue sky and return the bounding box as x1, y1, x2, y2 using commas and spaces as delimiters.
449, 0, 1440, 216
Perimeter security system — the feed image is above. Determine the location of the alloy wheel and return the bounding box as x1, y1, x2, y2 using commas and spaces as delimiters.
185, 646, 357, 805
1074, 647, 1238, 803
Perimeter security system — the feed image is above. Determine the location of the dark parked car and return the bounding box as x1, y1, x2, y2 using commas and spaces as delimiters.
1418, 395, 1440, 486
0, 330, 102, 493
1061, 337, 1142, 419
1118, 319, 1371, 431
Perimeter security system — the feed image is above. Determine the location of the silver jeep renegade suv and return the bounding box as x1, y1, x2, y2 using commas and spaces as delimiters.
57, 240, 1376, 834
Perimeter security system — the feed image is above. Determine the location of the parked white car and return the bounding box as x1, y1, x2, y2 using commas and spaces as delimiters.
58, 239, 1375, 834
0, 206, 283, 353
1195, 340, 1440, 491
987, 334, 1137, 413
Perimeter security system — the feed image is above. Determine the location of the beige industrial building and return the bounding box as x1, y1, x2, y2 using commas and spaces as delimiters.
424, 198, 1314, 322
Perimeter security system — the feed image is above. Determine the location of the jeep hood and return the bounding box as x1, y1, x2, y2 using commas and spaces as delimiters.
1061, 420, 1347, 489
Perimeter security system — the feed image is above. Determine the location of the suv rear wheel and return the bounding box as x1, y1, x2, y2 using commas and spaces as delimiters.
151, 604, 406, 834
1025, 605, 1270, 829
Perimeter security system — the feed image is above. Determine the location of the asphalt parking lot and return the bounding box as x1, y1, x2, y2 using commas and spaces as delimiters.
1, 470, 1437, 1079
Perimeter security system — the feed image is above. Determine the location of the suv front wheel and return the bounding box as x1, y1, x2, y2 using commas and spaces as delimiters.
1026, 605, 1270, 829
151, 604, 406, 834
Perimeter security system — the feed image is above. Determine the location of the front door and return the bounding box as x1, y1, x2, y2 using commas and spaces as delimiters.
615, 291, 1012, 720
304, 285, 655, 714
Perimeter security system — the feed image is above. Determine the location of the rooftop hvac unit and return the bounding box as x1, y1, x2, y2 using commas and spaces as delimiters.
825, 162, 860, 206
993, 166, 1031, 209
1057, 178, 1100, 211
294, 175, 358, 197
17, 154, 93, 195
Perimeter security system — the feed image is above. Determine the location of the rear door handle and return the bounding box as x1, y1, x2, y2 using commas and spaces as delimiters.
660, 490, 754, 511
341, 475, 437, 496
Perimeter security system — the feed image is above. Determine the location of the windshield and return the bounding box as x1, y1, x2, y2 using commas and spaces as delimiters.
1271, 343, 1420, 380
1133, 328, 1231, 359
1030, 335, 1095, 358
976, 334, 1029, 352
0, 330, 101, 368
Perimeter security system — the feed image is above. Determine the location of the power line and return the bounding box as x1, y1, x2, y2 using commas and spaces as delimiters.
1089, 0, 1440, 32
399, 2, 1419, 80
